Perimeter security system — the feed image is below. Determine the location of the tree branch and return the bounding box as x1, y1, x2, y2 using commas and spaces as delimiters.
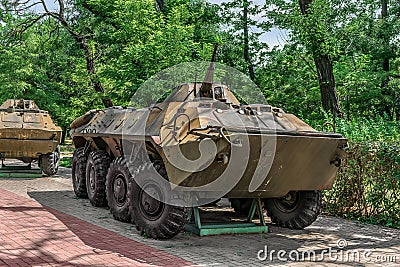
14, 14, 46, 37
298, 53, 318, 76
7, 0, 114, 108
80, 1, 119, 30
12, 2, 41, 13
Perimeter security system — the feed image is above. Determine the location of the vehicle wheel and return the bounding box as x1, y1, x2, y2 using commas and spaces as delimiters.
106, 157, 131, 222
263, 191, 322, 229
86, 150, 110, 207
41, 146, 61, 176
72, 147, 88, 198
128, 161, 188, 239
229, 198, 253, 215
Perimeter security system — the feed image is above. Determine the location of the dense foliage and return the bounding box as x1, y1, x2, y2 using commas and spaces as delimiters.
325, 140, 400, 228
1, 0, 399, 123
0, 0, 399, 227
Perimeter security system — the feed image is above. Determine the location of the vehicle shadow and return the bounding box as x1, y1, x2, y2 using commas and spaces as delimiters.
28, 190, 190, 266
28, 190, 400, 266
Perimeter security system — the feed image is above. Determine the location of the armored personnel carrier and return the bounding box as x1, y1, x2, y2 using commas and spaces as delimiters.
70, 47, 348, 239
0, 99, 62, 175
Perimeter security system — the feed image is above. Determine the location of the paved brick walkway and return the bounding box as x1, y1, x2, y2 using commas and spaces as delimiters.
0, 188, 193, 267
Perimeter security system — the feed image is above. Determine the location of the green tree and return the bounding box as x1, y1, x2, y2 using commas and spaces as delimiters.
0, 18, 97, 138
264, 0, 343, 117
1, 0, 219, 112
219, 0, 269, 82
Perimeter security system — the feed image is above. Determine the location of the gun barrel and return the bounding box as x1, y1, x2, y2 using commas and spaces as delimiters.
200, 44, 218, 97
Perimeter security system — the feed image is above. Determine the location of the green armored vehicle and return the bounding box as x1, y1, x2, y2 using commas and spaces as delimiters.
70, 50, 348, 239
0, 99, 62, 175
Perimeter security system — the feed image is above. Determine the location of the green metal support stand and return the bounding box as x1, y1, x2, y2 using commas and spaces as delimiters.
185, 198, 268, 236
0, 160, 42, 178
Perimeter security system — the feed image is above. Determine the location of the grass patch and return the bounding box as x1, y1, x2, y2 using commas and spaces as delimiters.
60, 157, 72, 168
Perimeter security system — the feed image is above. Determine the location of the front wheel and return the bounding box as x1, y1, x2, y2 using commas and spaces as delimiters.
41, 146, 61, 176
263, 191, 322, 229
128, 162, 188, 239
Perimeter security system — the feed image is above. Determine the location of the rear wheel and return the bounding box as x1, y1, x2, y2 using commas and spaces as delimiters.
41, 146, 61, 176
86, 150, 110, 207
128, 161, 188, 239
263, 191, 322, 229
106, 157, 131, 222
72, 147, 88, 198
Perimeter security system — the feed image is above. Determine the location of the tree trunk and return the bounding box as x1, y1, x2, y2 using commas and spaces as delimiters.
155, 0, 165, 13
61, 126, 67, 144
382, 0, 390, 75
313, 55, 342, 117
243, 0, 255, 81
299, 0, 343, 117
381, 0, 392, 118
79, 38, 114, 108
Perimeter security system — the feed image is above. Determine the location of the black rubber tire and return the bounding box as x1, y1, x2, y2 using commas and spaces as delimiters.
263, 191, 322, 229
71, 147, 88, 198
229, 198, 253, 215
128, 161, 188, 240
41, 146, 61, 176
106, 157, 131, 222
86, 150, 110, 207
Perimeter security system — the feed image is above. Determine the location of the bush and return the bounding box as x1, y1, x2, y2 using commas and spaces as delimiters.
319, 116, 400, 228
306, 114, 400, 142
335, 116, 400, 142
324, 141, 400, 228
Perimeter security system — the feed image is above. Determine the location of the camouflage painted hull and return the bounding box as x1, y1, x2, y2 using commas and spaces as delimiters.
70, 100, 347, 199
0, 100, 62, 161
69, 53, 348, 238
0, 128, 60, 159
162, 131, 347, 198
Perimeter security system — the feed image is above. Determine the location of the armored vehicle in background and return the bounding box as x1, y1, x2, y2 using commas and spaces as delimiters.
70, 47, 348, 239
0, 99, 62, 175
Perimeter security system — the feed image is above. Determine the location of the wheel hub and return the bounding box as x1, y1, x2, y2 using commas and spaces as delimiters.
113, 174, 127, 206
139, 184, 164, 220
275, 191, 299, 213
89, 166, 96, 190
